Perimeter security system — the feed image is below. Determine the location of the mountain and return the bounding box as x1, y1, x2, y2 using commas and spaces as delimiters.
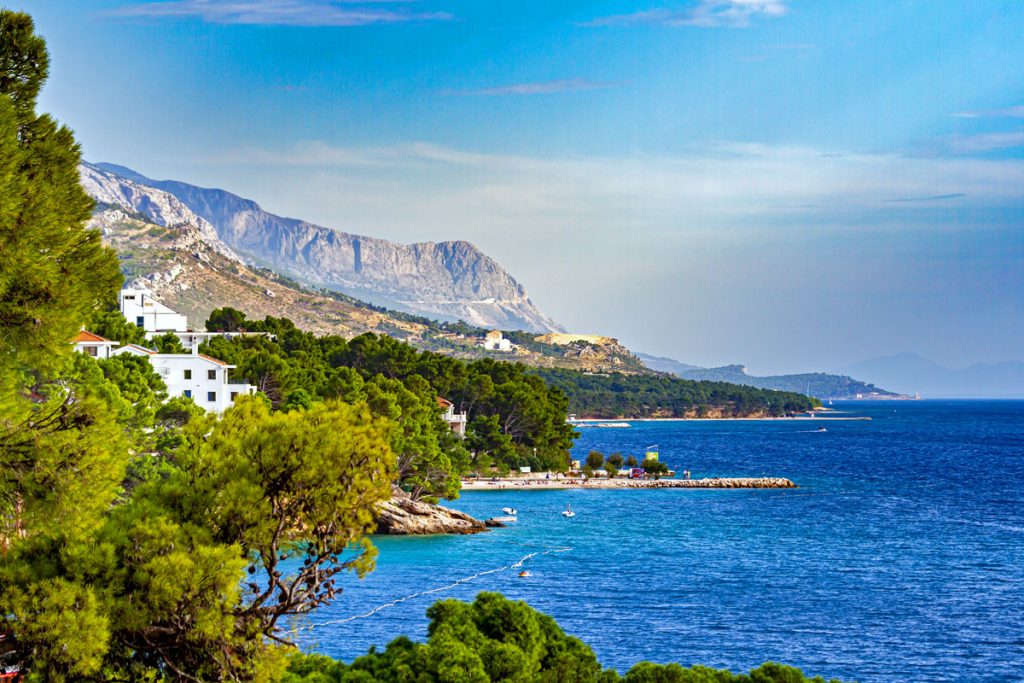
634, 352, 701, 376
86, 163, 562, 334
636, 354, 898, 399
86, 196, 645, 375
840, 353, 1024, 398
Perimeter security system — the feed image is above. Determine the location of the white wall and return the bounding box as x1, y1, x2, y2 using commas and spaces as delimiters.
120, 288, 189, 333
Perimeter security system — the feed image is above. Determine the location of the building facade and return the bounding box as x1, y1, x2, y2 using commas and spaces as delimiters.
72, 330, 118, 359
437, 397, 468, 436
120, 288, 189, 333
114, 344, 256, 413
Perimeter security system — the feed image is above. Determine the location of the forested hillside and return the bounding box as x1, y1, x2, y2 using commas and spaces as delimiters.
535, 368, 820, 418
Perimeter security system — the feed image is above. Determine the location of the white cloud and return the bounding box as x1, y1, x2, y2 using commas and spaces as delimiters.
951, 105, 1024, 119
585, 0, 788, 28
946, 131, 1024, 153
442, 78, 619, 96
213, 140, 1024, 219
107, 0, 454, 26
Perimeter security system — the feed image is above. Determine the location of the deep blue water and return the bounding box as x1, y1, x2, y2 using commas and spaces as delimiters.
297, 401, 1024, 682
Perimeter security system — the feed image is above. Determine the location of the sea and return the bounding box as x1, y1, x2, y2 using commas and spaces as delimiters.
296, 400, 1024, 682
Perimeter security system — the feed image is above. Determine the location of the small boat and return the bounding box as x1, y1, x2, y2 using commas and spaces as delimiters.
518, 571, 531, 578
817, 426, 827, 432
561, 504, 576, 518
502, 507, 517, 515
490, 515, 517, 523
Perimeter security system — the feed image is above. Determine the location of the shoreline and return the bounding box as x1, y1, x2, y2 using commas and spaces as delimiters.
570, 416, 871, 423
461, 477, 797, 491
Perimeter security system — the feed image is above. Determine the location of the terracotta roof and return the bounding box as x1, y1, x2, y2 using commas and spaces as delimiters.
199, 353, 230, 366
437, 397, 453, 408
73, 330, 112, 343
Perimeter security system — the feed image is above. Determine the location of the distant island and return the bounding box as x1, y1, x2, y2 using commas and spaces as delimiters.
637, 353, 903, 400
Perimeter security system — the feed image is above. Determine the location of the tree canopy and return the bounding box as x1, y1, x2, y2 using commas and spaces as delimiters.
282, 593, 845, 683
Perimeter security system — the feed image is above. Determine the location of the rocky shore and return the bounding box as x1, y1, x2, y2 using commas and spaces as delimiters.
375, 490, 488, 535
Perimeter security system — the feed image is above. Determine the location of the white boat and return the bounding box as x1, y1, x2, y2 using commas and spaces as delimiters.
490, 515, 517, 523
561, 504, 576, 518
502, 507, 517, 515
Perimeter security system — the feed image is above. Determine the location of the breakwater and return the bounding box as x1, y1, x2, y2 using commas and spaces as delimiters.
461, 476, 796, 491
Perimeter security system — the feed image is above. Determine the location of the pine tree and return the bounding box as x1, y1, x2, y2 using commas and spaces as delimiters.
0, 10, 121, 376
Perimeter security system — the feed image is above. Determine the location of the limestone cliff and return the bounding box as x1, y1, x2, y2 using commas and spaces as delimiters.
85, 163, 563, 334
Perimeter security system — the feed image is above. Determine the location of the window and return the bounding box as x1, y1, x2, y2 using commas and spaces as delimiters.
183, 390, 192, 398
184, 369, 192, 380
207, 391, 216, 402
136, 316, 145, 327
208, 369, 216, 380
231, 392, 239, 401
86, 346, 97, 357
124, 295, 135, 300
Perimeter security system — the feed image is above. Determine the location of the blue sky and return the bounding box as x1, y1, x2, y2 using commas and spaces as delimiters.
19, 0, 1024, 373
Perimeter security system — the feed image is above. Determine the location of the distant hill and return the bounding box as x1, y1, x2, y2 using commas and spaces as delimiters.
635, 352, 701, 376
637, 355, 898, 399
840, 352, 1024, 398
83, 162, 562, 333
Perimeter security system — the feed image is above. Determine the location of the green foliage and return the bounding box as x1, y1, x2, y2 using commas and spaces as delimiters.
607, 452, 625, 469
586, 450, 605, 469
283, 594, 847, 683
200, 325, 577, 494
283, 592, 611, 683
0, 10, 121, 376
207, 306, 250, 332
150, 330, 185, 353
535, 369, 819, 419
641, 459, 670, 479
88, 307, 148, 346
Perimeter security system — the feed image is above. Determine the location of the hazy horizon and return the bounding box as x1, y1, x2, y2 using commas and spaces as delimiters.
21, 0, 1023, 375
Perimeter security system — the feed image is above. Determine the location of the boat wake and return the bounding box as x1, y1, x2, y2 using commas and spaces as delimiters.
298, 545, 572, 631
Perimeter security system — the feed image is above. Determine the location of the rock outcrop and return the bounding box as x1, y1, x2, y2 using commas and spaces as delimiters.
83, 163, 563, 333
375, 493, 488, 535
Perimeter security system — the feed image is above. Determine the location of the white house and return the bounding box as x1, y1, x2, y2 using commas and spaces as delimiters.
114, 344, 256, 413
481, 330, 514, 352
120, 288, 189, 333
437, 397, 468, 436
72, 330, 118, 359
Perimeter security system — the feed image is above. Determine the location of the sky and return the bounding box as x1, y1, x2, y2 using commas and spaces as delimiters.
17, 0, 1024, 374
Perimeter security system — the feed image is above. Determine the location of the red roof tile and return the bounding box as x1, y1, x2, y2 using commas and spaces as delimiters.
73, 330, 112, 343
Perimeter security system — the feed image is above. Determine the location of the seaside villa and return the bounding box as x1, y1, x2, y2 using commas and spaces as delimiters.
437, 397, 468, 436
72, 330, 119, 359
71, 288, 257, 413
113, 344, 256, 413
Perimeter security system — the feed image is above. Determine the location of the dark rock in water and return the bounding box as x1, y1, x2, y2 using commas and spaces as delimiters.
376, 491, 488, 535
484, 519, 506, 528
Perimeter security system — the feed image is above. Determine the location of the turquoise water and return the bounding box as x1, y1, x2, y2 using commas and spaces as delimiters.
297, 401, 1024, 682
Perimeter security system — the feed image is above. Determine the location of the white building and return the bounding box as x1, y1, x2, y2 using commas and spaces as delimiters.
120, 288, 189, 333
437, 397, 468, 436
72, 330, 118, 359
481, 330, 514, 352
114, 344, 256, 413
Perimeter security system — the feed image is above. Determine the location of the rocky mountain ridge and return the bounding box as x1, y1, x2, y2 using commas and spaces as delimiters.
88, 205, 648, 374
86, 163, 562, 334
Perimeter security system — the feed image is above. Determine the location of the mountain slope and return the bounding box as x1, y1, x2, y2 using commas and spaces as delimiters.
88, 204, 644, 374
841, 353, 1024, 398
88, 162, 562, 333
